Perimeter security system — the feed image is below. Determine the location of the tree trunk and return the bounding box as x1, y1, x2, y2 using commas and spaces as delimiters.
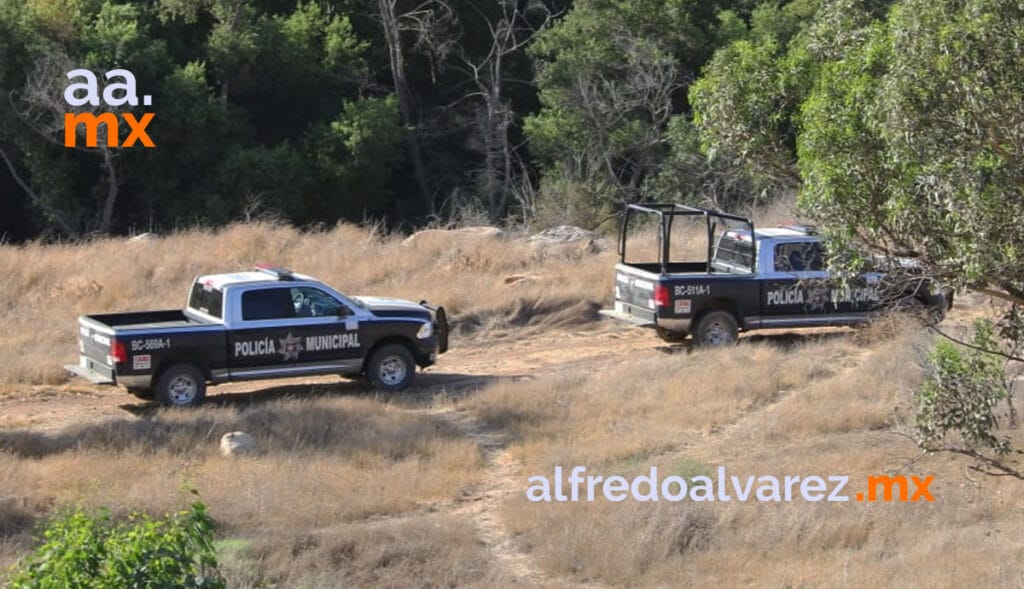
0, 146, 75, 235
97, 147, 119, 233
378, 0, 433, 215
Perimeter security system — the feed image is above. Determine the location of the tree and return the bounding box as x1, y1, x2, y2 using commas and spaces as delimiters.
455, 0, 555, 222
688, 0, 887, 196
3, 1, 171, 235
798, 0, 1024, 311
915, 319, 1015, 457
376, 0, 435, 215
524, 0, 737, 225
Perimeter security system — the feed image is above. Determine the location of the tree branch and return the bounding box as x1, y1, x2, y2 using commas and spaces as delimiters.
0, 146, 75, 235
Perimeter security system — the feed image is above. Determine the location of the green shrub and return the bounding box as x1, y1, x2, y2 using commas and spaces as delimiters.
915, 320, 1011, 455
8, 501, 224, 588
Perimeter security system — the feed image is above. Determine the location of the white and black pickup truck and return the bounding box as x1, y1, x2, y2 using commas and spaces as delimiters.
65, 266, 449, 406
604, 204, 949, 346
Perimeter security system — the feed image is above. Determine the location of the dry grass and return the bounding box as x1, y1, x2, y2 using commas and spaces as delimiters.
461, 324, 1024, 587
0, 222, 614, 385
2, 221, 1023, 587
464, 342, 834, 471
0, 396, 491, 585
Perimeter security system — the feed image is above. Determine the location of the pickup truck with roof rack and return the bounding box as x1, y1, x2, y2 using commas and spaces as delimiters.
602, 204, 950, 346
65, 265, 449, 406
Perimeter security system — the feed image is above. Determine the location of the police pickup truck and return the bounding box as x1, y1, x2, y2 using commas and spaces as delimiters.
604, 204, 948, 346
65, 266, 449, 406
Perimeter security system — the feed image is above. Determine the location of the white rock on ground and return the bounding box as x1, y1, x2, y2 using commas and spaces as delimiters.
526, 225, 597, 244
401, 226, 505, 248
526, 225, 607, 258
220, 431, 259, 457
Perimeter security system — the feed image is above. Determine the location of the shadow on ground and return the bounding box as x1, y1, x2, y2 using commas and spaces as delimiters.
651, 328, 854, 355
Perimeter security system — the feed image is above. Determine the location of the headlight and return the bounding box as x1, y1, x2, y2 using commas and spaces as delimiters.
416, 321, 433, 339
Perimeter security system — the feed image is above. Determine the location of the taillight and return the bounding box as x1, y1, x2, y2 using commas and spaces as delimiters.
654, 284, 670, 308
108, 339, 127, 365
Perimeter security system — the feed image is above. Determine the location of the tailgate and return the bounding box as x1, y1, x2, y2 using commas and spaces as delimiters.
75, 317, 116, 381
612, 264, 659, 324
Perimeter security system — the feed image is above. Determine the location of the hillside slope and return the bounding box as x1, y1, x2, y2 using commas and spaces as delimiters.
0, 225, 1021, 587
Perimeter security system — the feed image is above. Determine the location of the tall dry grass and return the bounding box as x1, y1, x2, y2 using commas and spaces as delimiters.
3, 217, 1023, 587
462, 323, 1024, 587
0, 394, 497, 585
0, 222, 614, 385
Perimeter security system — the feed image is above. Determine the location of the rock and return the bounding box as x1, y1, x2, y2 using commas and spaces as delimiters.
526, 226, 607, 259
401, 226, 505, 249
503, 274, 541, 286
527, 225, 597, 244
220, 431, 259, 457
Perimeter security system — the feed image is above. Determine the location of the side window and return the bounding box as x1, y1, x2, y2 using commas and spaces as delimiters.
774, 242, 826, 272
189, 281, 223, 319
290, 287, 347, 317
241, 288, 295, 321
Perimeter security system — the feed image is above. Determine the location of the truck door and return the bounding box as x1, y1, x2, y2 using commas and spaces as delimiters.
761, 240, 831, 317
228, 286, 364, 372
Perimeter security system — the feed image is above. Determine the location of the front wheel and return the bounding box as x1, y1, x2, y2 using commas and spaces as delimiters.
366, 344, 416, 392
154, 363, 206, 407
694, 311, 738, 347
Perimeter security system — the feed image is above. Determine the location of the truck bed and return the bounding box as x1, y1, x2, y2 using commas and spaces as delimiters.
82, 310, 217, 332
623, 261, 709, 275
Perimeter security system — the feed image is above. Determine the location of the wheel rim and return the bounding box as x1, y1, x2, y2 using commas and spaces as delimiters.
378, 355, 407, 386
704, 320, 734, 346
167, 373, 198, 405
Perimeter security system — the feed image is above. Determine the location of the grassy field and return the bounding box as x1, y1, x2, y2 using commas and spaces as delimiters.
0, 220, 1021, 587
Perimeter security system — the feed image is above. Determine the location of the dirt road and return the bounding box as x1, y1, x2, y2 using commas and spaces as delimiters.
0, 321, 667, 433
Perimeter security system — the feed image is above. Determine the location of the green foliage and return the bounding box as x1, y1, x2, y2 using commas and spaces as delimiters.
8, 501, 224, 588
0, 0, 1018, 242
688, 0, 884, 192
525, 0, 741, 221
798, 0, 1024, 307
0, 0, 395, 236
915, 320, 1011, 455
643, 115, 763, 210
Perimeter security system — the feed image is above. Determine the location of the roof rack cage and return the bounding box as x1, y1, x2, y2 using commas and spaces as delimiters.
254, 264, 295, 281
618, 203, 756, 274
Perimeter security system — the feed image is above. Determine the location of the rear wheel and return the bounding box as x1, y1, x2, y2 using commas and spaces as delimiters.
366, 344, 415, 392
154, 363, 206, 407
694, 311, 738, 347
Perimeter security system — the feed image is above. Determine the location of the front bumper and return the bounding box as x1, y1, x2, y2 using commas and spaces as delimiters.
419, 302, 449, 354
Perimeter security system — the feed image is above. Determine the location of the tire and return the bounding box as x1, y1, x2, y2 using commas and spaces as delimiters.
655, 326, 688, 343
366, 344, 416, 392
154, 363, 206, 407
892, 296, 939, 324
694, 311, 739, 347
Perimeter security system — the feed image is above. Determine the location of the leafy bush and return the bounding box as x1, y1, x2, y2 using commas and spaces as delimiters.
8, 501, 224, 588
915, 320, 1011, 455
